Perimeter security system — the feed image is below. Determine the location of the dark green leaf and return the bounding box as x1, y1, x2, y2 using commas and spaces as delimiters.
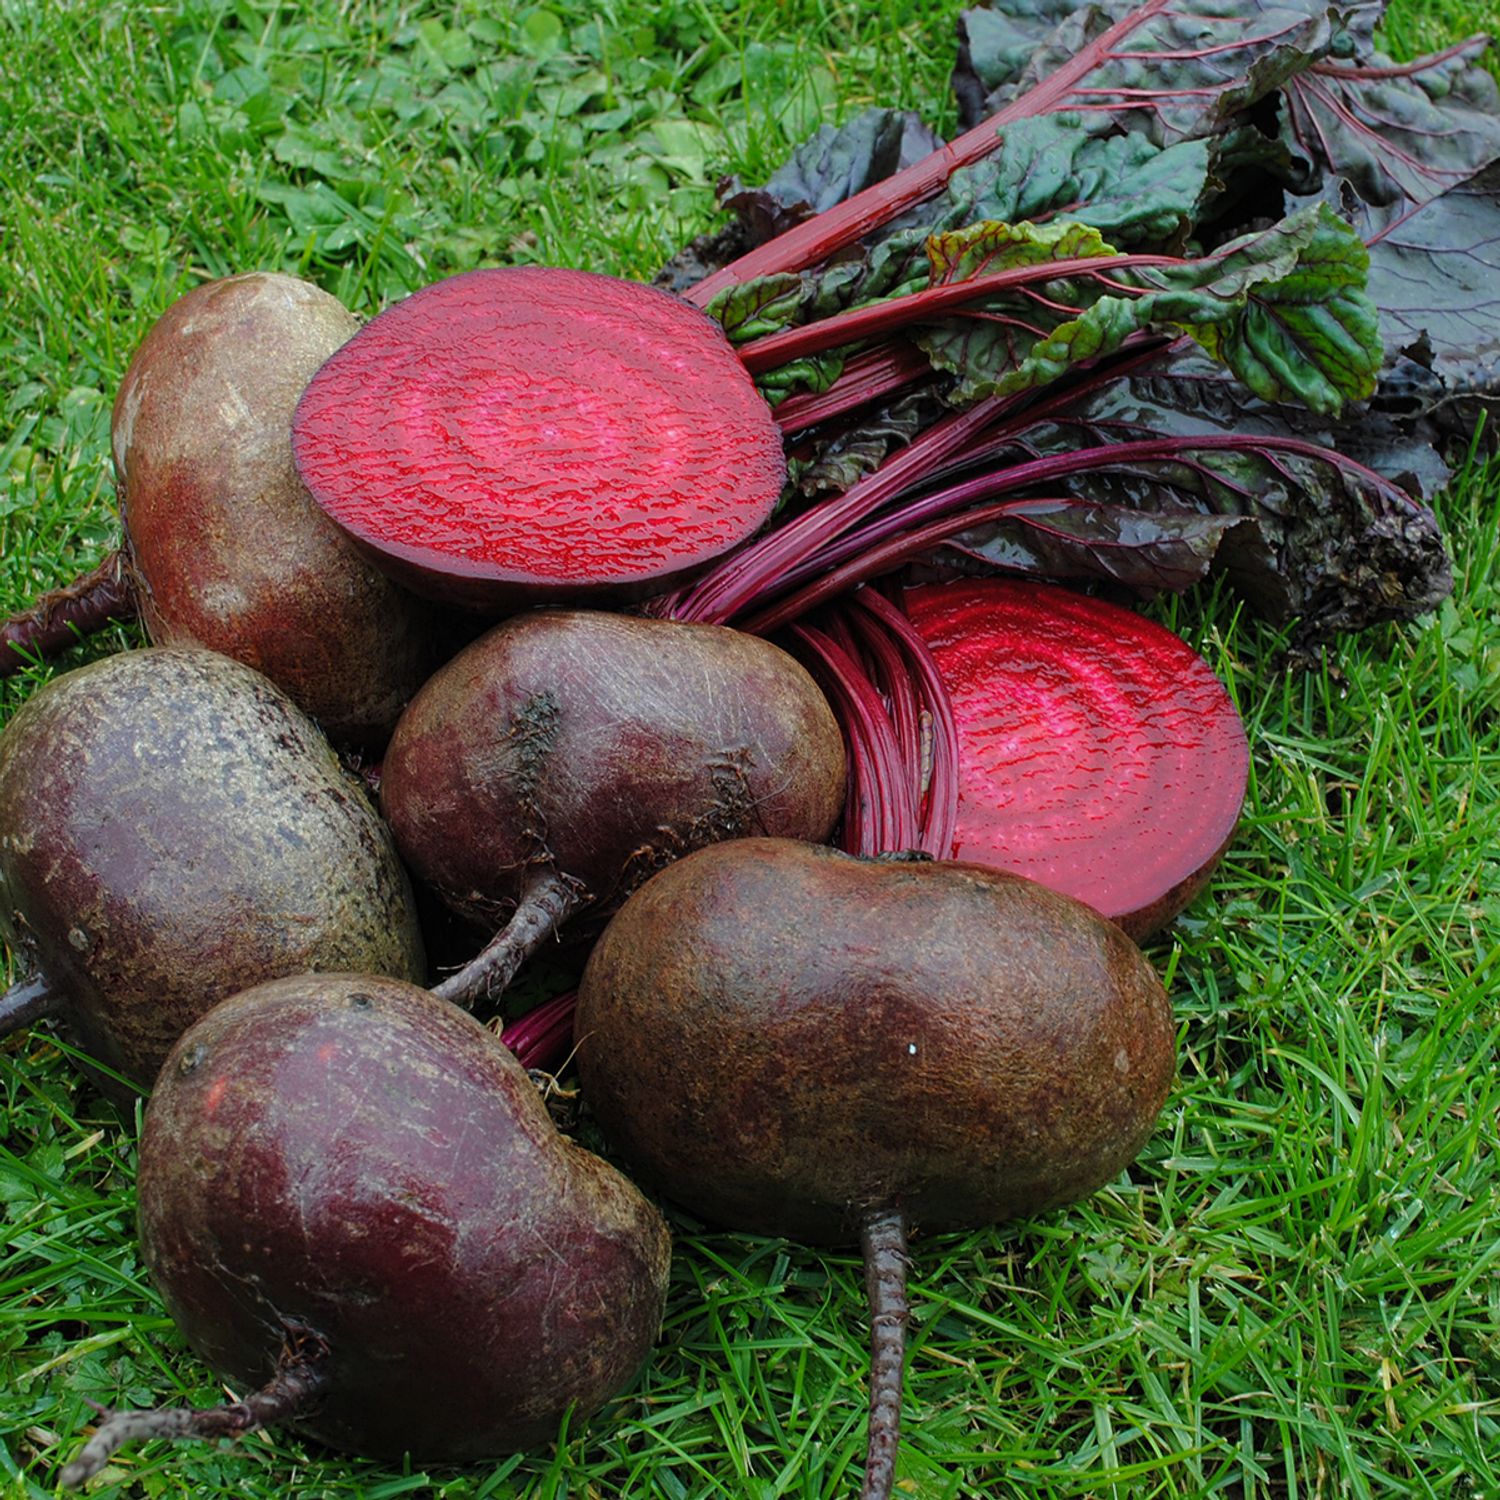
795, 118, 1215, 322
952, 0, 1095, 123
938, 500, 1246, 595
720, 107, 943, 243
918, 205, 1380, 414
931, 120, 1213, 248
703, 273, 807, 343
1176, 205, 1380, 413
1117, 351, 1455, 497
1363, 164, 1500, 415
754, 352, 845, 406
954, 0, 1358, 144
1281, 39, 1500, 213
961, 360, 1455, 637
928, 218, 1115, 282
788, 394, 933, 497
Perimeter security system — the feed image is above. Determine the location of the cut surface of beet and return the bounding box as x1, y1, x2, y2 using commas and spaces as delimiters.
903, 579, 1247, 938
292, 268, 786, 608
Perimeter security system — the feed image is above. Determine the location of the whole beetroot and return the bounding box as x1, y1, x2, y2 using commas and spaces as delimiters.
114, 272, 451, 748
59, 973, 671, 1483
0, 648, 424, 1091
576, 838, 1175, 1500
380, 610, 846, 1005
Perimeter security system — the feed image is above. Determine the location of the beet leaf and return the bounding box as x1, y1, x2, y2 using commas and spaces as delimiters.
685, 0, 1359, 304
1362, 163, 1500, 413
951, 0, 1365, 141
718, 107, 944, 243
926, 398, 1453, 638
1281, 38, 1500, 218
912, 204, 1379, 412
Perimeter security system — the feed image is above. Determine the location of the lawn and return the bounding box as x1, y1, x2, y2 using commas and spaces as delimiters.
2, 1, 1498, 1497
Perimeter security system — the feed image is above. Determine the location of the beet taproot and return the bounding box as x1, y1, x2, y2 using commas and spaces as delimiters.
290, 267, 786, 610
59, 973, 670, 1484
902, 579, 1248, 937
379, 610, 846, 1005
114, 271, 451, 749
0, 649, 424, 1092
575, 837, 1174, 1499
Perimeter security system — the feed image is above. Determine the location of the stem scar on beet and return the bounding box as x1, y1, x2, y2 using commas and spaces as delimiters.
290, 267, 788, 611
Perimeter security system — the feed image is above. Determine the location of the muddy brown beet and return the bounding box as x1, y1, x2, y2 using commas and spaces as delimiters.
115, 272, 451, 749
575, 838, 1175, 1500
0, 648, 424, 1091
576, 838, 1174, 1241
68, 973, 669, 1472
380, 610, 846, 1005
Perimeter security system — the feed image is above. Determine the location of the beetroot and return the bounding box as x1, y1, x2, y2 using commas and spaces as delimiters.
59, 973, 670, 1483
903, 579, 1248, 937
112, 272, 451, 749
575, 838, 1175, 1500
0, 649, 424, 1092
291, 267, 787, 610
379, 610, 845, 1005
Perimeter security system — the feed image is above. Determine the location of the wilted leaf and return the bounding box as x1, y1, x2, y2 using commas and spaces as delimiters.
940, 500, 1247, 594
720, 107, 943, 243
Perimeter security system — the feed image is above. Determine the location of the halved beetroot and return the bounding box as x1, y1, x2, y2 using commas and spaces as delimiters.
291, 268, 786, 609
903, 578, 1248, 939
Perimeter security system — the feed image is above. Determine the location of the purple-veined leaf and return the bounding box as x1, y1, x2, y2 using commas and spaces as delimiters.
688, 0, 1366, 302
951, 0, 1370, 143
1282, 38, 1500, 215
1351, 161, 1500, 414
914, 205, 1379, 413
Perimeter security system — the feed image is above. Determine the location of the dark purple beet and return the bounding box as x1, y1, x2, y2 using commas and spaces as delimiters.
113, 272, 453, 750
379, 609, 846, 1006
0, 648, 424, 1092
59, 973, 670, 1483
575, 838, 1175, 1499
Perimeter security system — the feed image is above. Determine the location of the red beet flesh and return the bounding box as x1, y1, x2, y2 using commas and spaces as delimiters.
903, 579, 1248, 938
292, 268, 787, 609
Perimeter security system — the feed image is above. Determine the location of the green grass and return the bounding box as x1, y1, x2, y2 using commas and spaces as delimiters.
2, 1, 1498, 1496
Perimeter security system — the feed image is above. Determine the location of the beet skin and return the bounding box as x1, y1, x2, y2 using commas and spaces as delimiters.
0, 649, 424, 1090
380, 610, 845, 1003
576, 838, 1176, 1244
115, 272, 450, 749
136, 974, 671, 1462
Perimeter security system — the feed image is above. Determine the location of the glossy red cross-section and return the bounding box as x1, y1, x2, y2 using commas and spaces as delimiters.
292, 267, 786, 609
905, 578, 1248, 939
